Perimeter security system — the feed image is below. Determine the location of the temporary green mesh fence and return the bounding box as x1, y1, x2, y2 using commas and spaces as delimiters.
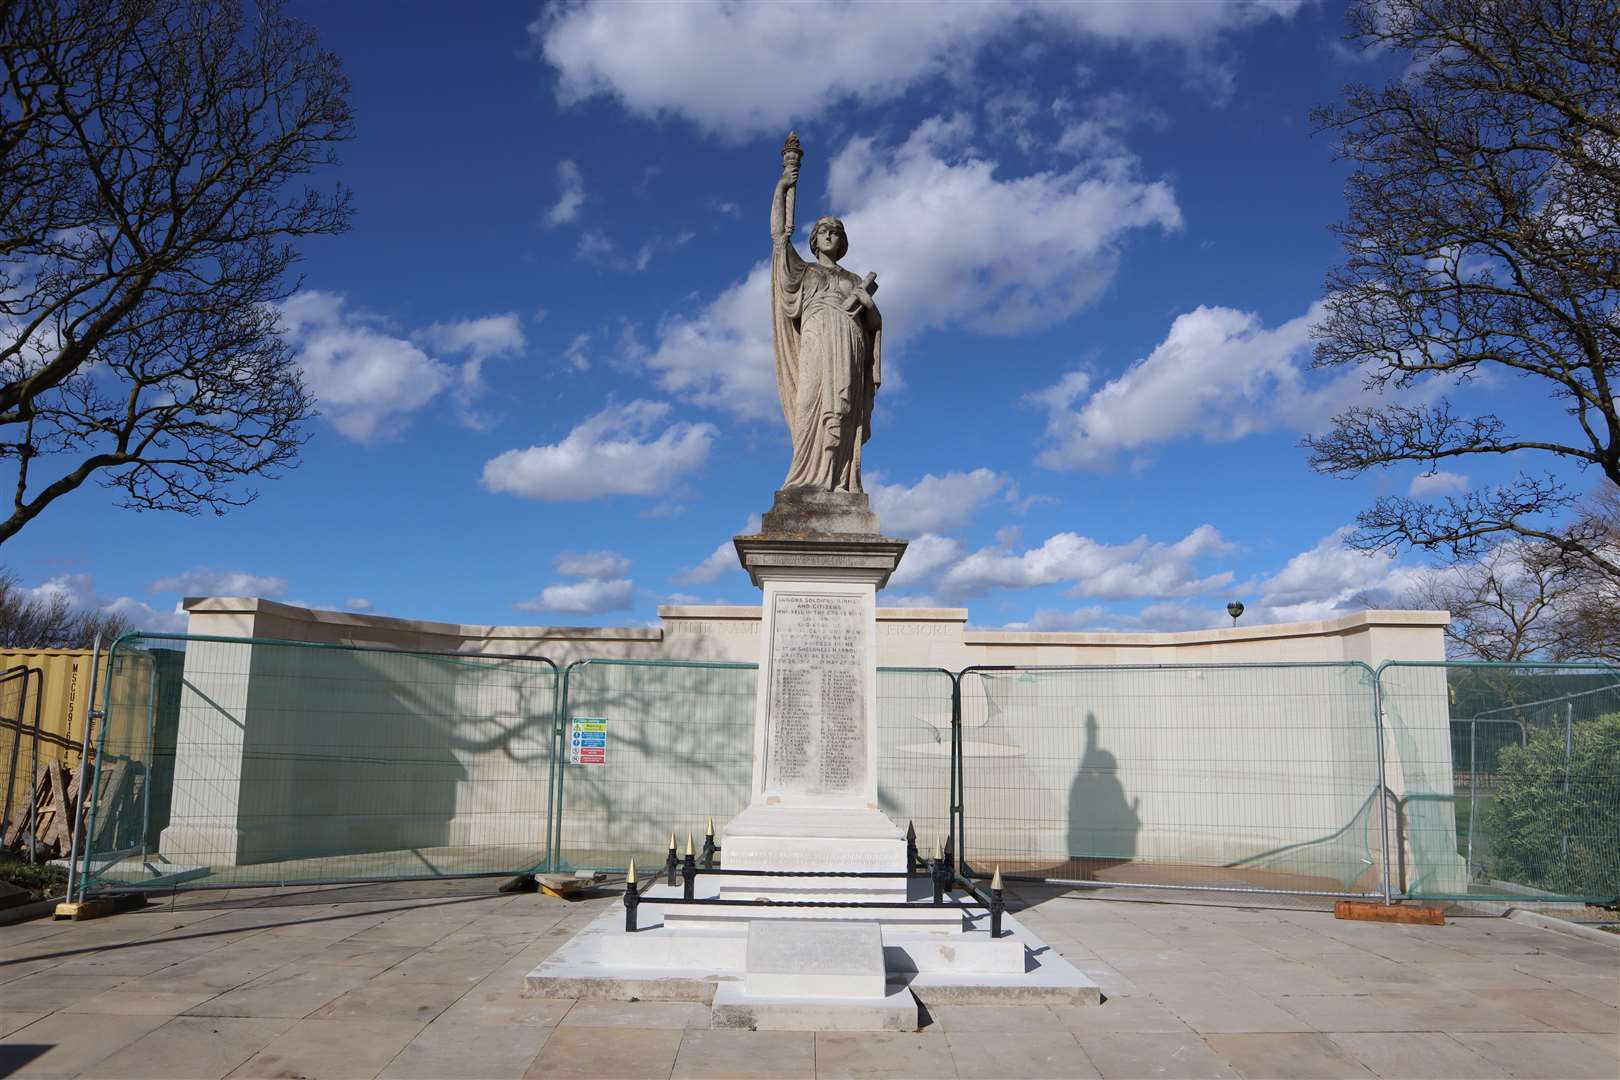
1378, 661, 1620, 904
80, 634, 559, 890
956, 663, 1391, 897
68, 633, 1619, 906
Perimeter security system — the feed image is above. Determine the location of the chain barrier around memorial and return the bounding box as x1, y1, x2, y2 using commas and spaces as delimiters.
620, 848, 1001, 933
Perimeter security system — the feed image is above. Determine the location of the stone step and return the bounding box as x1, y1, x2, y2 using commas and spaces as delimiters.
744, 920, 885, 999
660, 902, 968, 932
711, 981, 919, 1032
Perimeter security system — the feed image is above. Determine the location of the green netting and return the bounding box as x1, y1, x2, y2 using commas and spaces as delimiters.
957, 664, 1389, 897
1379, 661, 1620, 904
80, 634, 558, 890
548, 659, 955, 872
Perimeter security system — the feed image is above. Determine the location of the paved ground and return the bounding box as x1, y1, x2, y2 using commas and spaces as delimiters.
0, 880, 1613, 1079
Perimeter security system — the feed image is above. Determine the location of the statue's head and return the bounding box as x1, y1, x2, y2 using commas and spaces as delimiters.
809, 216, 848, 261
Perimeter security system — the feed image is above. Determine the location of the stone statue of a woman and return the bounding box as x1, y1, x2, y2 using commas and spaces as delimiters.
770, 134, 881, 494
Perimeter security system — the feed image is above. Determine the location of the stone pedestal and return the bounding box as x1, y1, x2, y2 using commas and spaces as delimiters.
725, 506, 908, 886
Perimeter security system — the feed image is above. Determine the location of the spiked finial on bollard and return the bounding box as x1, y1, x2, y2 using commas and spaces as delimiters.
701, 816, 718, 869
991, 865, 1002, 890
905, 821, 918, 874
624, 860, 640, 933
930, 837, 946, 906
681, 831, 698, 900
665, 831, 678, 886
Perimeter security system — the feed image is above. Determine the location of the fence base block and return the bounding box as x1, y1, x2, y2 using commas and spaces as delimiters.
1334, 900, 1445, 925
53, 893, 146, 921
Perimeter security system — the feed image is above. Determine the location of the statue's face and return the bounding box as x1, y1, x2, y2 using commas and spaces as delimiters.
813, 220, 847, 260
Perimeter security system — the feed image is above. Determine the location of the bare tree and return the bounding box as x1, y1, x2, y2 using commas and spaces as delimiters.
1409, 487, 1620, 662
1305, 0, 1620, 586
0, 0, 352, 544
0, 570, 130, 649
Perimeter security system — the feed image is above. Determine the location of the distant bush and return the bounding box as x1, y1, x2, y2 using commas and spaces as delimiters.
1483, 711, 1620, 899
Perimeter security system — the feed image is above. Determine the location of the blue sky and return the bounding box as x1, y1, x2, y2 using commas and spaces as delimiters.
5, 0, 1595, 633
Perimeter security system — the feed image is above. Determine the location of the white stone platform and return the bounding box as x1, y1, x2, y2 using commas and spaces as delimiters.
523, 881, 1101, 1023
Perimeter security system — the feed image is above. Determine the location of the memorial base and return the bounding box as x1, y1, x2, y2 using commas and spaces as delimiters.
720, 805, 906, 877
522, 881, 1101, 1019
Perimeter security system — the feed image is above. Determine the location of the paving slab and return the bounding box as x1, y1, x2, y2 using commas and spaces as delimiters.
1477, 987, 1620, 1034
1326, 1032, 1510, 1079
670, 1028, 816, 1079
63, 988, 221, 1015
812, 1030, 956, 1079
1148, 980, 1316, 1034
524, 1024, 682, 1079
1204, 1032, 1376, 1078
1275, 989, 1552, 1033
185, 960, 375, 1018
0, 1011, 170, 1078
95, 1016, 299, 1079
312, 976, 470, 1022
227, 1016, 427, 1079
1451, 1031, 1620, 1079
0, 1012, 46, 1039
0, 973, 133, 1012
378, 1015, 552, 1079
1075, 1031, 1239, 1079
1050, 994, 1193, 1034
930, 1003, 1061, 1031
437, 987, 575, 1026
945, 1028, 1098, 1078
560, 998, 712, 1029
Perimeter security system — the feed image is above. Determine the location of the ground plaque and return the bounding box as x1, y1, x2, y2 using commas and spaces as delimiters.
765, 591, 867, 796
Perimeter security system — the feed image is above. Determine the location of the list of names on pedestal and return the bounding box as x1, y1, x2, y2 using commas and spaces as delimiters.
765, 591, 867, 796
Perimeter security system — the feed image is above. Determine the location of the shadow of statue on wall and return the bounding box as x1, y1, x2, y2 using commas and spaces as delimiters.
1065, 711, 1139, 878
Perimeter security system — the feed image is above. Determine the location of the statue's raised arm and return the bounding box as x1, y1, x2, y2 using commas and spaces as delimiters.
767, 134, 882, 495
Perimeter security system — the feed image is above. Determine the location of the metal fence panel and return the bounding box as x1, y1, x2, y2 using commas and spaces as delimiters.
956, 664, 1389, 897
549, 660, 957, 873
1378, 661, 1620, 904
80, 634, 558, 891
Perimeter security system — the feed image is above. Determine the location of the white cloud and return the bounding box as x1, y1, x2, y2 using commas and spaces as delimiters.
28, 573, 186, 633
516, 578, 634, 615
1409, 470, 1469, 497
410, 313, 527, 428
673, 514, 761, 585
482, 400, 716, 500
534, 2, 1299, 136
869, 469, 1007, 535
556, 550, 631, 577
889, 533, 964, 589
941, 523, 1234, 600
344, 597, 374, 613
641, 118, 1180, 420
148, 567, 288, 598
546, 159, 585, 226
411, 314, 525, 362
1247, 527, 1423, 623
1033, 302, 1380, 470
278, 291, 452, 442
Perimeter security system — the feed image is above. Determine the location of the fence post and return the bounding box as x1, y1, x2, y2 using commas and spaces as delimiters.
65, 633, 104, 905
1372, 664, 1394, 905
1466, 719, 1478, 880
543, 661, 567, 874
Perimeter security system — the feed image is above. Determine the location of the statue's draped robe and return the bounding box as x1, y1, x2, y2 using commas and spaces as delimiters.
771, 236, 881, 491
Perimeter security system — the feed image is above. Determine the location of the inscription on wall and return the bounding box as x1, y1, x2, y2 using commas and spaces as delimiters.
765, 592, 866, 796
